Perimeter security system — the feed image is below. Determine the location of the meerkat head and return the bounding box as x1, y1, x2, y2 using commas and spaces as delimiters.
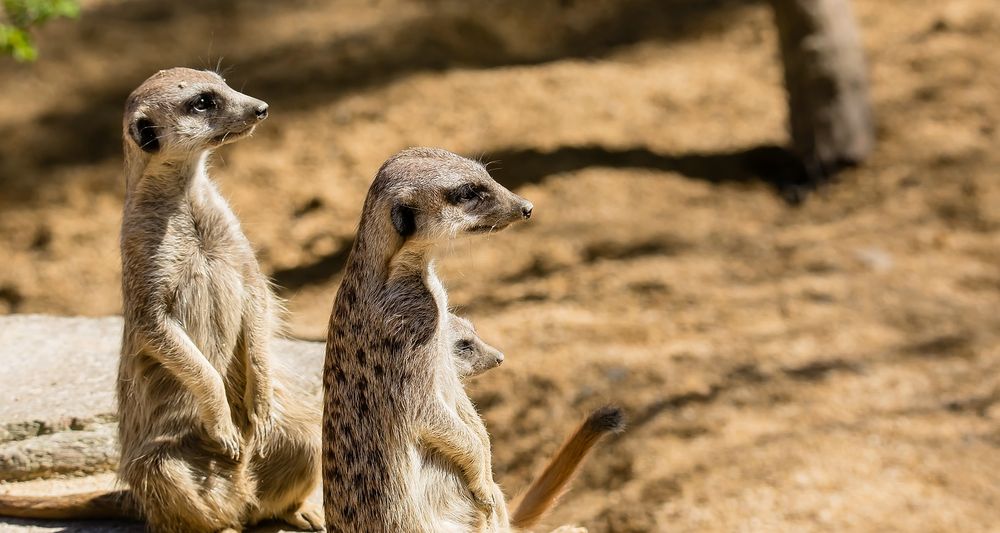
448, 314, 504, 379
366, 147, 533, 250
123, 67, 268, 159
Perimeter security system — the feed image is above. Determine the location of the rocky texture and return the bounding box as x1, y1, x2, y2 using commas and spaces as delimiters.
0, 316, 121, 442
0, 424, 117, 482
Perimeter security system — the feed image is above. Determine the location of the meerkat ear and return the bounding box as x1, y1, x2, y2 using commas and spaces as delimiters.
390, 203, 416, 238
129, 116, 160, 153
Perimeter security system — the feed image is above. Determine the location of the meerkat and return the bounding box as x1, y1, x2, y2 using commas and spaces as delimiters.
0, 68, 322, 533
322, 147, 534, 532
446, 314, 626, 530
323, 148, 623, 532
449, 313, 505, 379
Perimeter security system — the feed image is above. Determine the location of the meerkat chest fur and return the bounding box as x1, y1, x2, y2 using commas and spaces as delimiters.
425, 262, 463, 402
123, 158, 259, 370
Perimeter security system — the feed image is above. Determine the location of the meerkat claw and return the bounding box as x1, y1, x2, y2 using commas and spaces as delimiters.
473, 490, 495, 515
250, 410, 275, 455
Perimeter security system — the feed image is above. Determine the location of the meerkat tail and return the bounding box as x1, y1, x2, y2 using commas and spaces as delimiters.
510, 405, 625, 529
0, 490, 140, 521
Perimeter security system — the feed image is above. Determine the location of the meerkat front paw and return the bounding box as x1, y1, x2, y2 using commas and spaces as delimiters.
471, 484, 496, 515
248, 398, 275, 453
490, 482, 509, 522
279, 502, 325, 531
207, 418, 243, 460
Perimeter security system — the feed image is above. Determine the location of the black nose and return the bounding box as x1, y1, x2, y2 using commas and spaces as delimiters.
495, 353, 504, 366
521, 202, 533, 219
255, 104, 269, 121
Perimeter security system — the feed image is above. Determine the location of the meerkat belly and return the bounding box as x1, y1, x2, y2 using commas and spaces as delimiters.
173, 254, 246, 369
418, 449, 481, 532
123, 255, 248, 440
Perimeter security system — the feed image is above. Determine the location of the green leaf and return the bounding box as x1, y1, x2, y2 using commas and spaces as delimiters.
0, 24, 37, 61
1, 0, 78, 60
4, 0, 80, 25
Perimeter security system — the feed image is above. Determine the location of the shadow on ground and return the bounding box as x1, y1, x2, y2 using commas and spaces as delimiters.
0, 0, 754, 180
484, 145, 817, 202
270, 142, 813, 293
0, 517, 141, 533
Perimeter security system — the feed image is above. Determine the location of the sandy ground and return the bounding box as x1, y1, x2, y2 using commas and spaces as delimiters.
1, 0, 999, 531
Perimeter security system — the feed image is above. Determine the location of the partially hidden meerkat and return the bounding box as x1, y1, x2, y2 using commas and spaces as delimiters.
0, 68, 322, 533
448, 313, 505, 379
446, 314, 626, 531
323, 147, 534, 532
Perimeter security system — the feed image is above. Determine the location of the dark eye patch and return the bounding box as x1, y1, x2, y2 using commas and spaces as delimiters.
446, 183, 486, 205
190, 92, 218, 113
454, 339, 474, 352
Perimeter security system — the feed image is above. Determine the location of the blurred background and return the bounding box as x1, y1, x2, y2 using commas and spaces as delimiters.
1, 0, 998, 531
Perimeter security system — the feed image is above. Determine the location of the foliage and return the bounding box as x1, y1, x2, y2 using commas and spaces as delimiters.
0, 0, 79, 61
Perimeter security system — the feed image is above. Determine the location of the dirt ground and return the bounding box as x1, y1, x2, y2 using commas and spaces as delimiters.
1, 0, 998, 531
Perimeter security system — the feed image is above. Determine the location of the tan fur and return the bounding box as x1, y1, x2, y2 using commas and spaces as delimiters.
0, 68, 321, 533
510, 406, 625, 529
117, 67, 322, 533
322, 147, 533, 533
0, 491, 139, 521
0, 312, 498, 528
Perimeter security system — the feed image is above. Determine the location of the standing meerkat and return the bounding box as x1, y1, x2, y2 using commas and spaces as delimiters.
323, 147, 534, 532
0, 68, 322, 533
117, 67, 322, 533
323, 149, 622, 532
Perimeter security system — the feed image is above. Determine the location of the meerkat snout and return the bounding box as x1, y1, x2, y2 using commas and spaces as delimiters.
458, 187, 534, 235
231, 96, 268, 127
254, 103, 269, 121
520, 200, 533, 219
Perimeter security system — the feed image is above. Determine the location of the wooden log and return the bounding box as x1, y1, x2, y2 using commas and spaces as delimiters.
770, 0, 875, 177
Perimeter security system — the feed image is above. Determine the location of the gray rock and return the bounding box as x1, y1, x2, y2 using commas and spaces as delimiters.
0, 316, 122, 442
0, 424, 117, 481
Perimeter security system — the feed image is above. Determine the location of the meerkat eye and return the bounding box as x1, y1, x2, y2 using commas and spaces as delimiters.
191, 93, 217, 113
455, 339, 474, 352
448, 184, 485, 205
